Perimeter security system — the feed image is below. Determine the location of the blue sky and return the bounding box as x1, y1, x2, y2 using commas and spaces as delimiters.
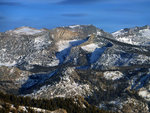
0, 0, 150, 32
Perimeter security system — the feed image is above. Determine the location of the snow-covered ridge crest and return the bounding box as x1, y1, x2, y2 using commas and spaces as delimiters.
6, 26, 45, 35
112, 25, 150, 45
139, 29, 150, 39
68, 24, 93, 29
69, 25, 81, 28
112, 25, 150, 37
112, 29, 126, 37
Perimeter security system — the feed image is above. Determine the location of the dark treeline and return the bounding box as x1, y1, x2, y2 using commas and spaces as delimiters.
0, 92, 114, 113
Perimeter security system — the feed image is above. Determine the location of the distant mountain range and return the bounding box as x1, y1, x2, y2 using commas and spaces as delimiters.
0, 25, 150, 113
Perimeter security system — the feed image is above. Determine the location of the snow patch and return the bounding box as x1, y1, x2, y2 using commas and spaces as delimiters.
0, 61, 16, 67
56, 40, 76, 51
139, 90, 150, 98
139, 29, 150, 39
30, 107, 46, 112
138, 89, 150, 101
1, 48, 6, 52
112, 29, 125, 37
34, 37, 44, 43
12, 27, 43, 35
103, 71, 123, 80
81, 43, 99, 52
97, 31, 102, 36
19, 106, 28, 112
69, 25, 80, 28
118, 37, 132, 44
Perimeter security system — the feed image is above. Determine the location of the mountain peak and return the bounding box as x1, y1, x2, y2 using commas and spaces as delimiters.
6, 26, 45, 35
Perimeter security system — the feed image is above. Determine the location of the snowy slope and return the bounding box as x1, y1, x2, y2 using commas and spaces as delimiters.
112, 25, 150, 45
81, 43, 99, 52
9, 27, 43, 35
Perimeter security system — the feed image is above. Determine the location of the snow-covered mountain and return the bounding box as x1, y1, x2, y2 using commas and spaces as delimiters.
0, 25, 150, 113
112, 25, 150, 46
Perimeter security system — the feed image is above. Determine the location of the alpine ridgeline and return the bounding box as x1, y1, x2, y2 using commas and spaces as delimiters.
0, 25, 150, 113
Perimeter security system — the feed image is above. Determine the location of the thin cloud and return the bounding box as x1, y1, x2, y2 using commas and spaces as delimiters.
0, 2, 22, 6
62, 13, 88, 17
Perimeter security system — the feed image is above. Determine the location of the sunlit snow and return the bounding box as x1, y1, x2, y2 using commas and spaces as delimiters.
0, 61, 16, 67
69, 25, 80, 29
139, 29, 150, 39
81, 43, 99, 52
12, 27, 42, 35
103, 71, 123, 80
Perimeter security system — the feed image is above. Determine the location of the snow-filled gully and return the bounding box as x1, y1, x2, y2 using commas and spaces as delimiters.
56, 38, 89, 64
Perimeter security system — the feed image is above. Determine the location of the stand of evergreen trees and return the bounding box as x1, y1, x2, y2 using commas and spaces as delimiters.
0, 92, 114, 113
